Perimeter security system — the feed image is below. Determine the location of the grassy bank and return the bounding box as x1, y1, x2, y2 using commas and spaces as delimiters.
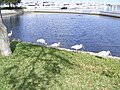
0, 41, 120, 90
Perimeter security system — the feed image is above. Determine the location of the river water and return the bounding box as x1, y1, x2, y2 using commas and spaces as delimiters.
3, 13, 120, 57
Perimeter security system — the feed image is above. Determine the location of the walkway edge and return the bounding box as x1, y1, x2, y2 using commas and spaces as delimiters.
1, 9, 120, 18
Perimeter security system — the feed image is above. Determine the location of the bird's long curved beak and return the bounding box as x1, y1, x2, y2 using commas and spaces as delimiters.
82, 46, 85, 49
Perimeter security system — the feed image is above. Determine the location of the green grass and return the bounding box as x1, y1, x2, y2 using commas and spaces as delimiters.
0, 41, 120, 90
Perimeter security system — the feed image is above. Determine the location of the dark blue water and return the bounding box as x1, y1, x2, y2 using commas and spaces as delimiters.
3, 13, 120, 57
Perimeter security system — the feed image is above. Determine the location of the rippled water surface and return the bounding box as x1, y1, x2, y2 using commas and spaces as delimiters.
3, 13, 120, 57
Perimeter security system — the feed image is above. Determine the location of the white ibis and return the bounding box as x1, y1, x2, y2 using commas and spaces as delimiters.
37, 38, 47, 45
98, 50, 111, 57
50, 42, 60, 47
71, 44, 84, 51
8, 31, 12, 37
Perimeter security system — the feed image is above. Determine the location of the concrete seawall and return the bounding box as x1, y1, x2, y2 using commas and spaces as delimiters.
1, 9, 120, 18
25, 9, 120, 18
1, 10, 24, 16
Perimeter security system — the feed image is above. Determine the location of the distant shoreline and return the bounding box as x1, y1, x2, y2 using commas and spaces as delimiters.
1, 9, 120, 18
1, 10, 24, 17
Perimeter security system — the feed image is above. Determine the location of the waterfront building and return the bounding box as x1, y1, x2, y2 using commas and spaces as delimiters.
1, 0, 120, 11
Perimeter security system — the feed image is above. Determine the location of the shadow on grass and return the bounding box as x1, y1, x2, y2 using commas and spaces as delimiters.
95, 56, 103, 59
4, 44, 74, 90
10, 41, 19, 53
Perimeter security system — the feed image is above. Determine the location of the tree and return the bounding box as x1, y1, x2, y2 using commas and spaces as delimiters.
0, 0, 12, 56
3, 0, 21, 7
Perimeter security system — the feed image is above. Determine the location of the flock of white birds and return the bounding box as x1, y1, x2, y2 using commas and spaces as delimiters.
36, 38, 111, 57
7, 31, 111, 58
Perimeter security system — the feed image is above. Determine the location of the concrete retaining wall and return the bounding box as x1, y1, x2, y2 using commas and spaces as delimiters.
1, 9, 120, 18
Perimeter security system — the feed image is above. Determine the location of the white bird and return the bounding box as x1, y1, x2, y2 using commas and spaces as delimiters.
98, 50, 111, 57
37, 38, 47, 45
50, 42, 60, 47
71, 44, 84, 51
8, 31, 12, 37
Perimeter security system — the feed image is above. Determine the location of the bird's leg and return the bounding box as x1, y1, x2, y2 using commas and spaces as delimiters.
75, 49, 79, 52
